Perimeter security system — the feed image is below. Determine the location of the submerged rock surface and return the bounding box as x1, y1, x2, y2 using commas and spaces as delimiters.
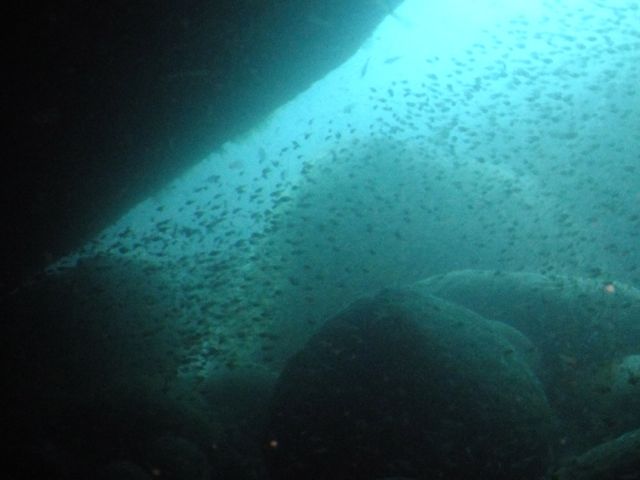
415, 270, 640, 451
264, 287, 554, 480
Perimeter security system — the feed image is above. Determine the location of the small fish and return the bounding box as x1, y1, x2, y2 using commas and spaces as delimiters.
360, 57, 370, 77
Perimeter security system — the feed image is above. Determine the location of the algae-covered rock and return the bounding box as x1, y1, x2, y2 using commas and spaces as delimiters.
145, 435, 210, 480
4, 255, 183, 404
2, 255, 213, 478
415, 270, 640, 451
99, 461, 152, 480
553, 428, 640, 480
264, 288, 554, 480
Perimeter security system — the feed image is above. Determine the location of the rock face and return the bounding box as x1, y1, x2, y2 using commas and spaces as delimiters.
414, 270, 640, 451
2, 255, 213, 478
264, 288, 554, 480
4, 255, 183, 403
144, 435, 210, 480
553, 428, 640, 480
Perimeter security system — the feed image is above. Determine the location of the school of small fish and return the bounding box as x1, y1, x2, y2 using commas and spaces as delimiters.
48, 0, 640, 376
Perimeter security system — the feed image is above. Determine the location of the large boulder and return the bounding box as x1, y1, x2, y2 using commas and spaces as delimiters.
3, 255, 183, 404
414, 270, 640, 452
264, 288, 554, 480
144, 435, 210, 480
2, 255, 213, 478
553, 427, 640, 480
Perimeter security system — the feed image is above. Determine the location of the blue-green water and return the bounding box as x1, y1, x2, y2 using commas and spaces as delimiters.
5, 1, 639, 478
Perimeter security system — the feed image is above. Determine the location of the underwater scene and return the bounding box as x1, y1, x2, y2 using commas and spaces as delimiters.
4, 0, 640, 479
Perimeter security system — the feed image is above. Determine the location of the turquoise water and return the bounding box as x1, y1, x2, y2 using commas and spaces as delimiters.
6, 1, 639, 478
